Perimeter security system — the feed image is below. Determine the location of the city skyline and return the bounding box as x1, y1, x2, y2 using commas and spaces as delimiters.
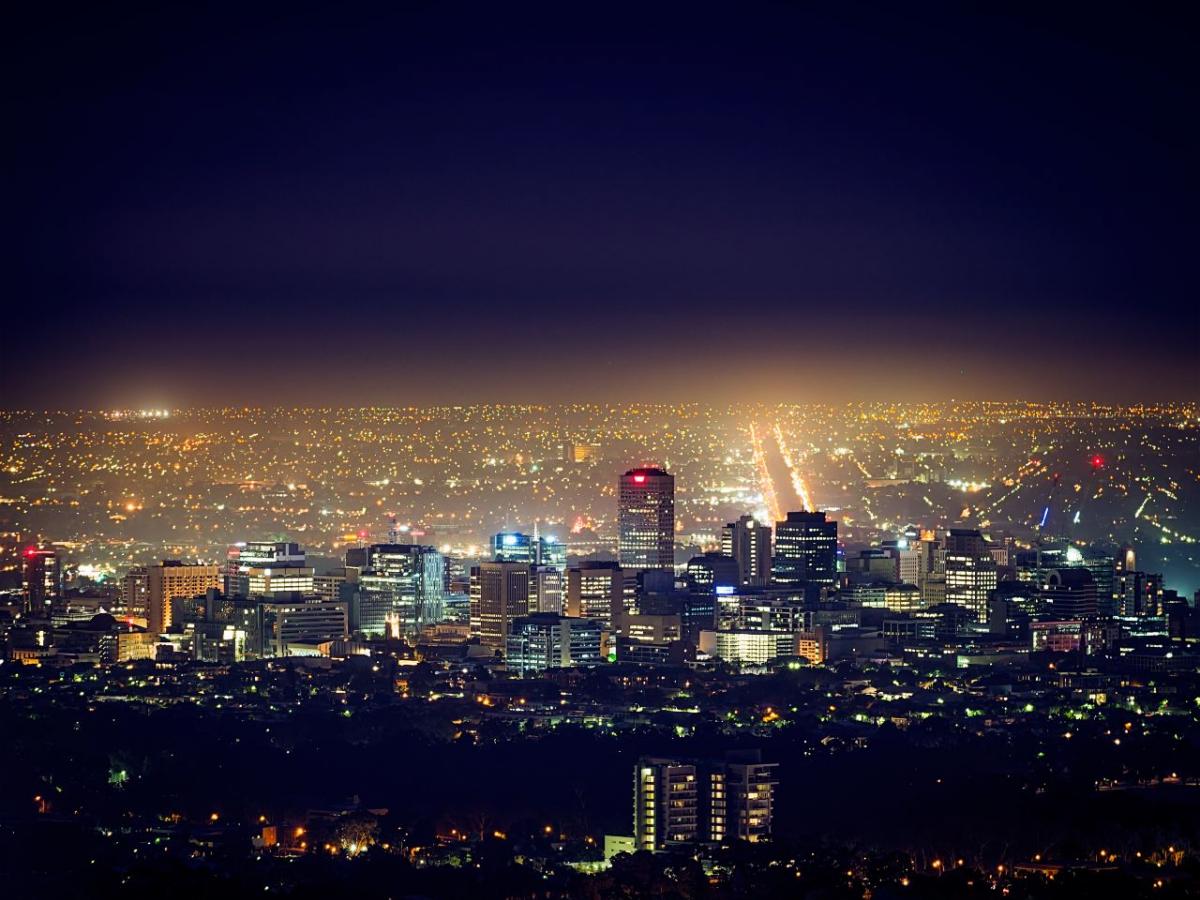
4, 5, 1200, 897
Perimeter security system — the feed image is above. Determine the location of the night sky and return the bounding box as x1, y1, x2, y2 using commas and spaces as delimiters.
6, 3, 1197, 407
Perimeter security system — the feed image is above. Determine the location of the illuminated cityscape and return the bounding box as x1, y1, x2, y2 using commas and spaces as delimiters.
4, 4, 1198, 899
2, 401, 1199, 897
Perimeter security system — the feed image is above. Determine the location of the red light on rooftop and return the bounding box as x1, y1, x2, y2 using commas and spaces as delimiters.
633, 474, 646, 483
1090, 454, 1105, 469
24, 547, 38, 558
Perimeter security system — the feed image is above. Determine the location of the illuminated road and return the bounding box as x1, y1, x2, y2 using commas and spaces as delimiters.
748, 422, 783, 523
772, 423, 814, 511
750, 421, 815, 519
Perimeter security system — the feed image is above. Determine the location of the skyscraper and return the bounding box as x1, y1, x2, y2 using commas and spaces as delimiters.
685, 552, 739, 592
223, 541, 306, 595
530, 564, 565, 614
721, 515, 773, 587
942, 529, 999, 623
147, 561, 222, 635
492, 531, 567, 569
21, 545, 60, 616
357, 543, 447, 637
121, 566, 149, 618
1043, 567, 1098, 619
471, 560, 531, 651
566, 560, 625, 629
618, 467, 675, 570
772, 511, 837, 587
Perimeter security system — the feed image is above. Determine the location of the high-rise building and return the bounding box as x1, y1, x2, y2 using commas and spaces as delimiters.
1043, 568, 1098, 619
635, 759, 699, 851
618, 467, 675, 570
233, 565, 315, 599
312, 568, 350, 603
942, 529, 998, 623
721, 751, 778, 844
505, 613, 603, 674
566, 560, 625, 629
471, 561, 531, 651
1117, 569, 1164, 617
685, 552, 739, 592
120, 566, 149, 618
147, 561, 222, 634
886, 542, 922, 586
492, 531, 567, 569
721, 515, 772, 587
21, 545, 60, 616
773, 511, 837, 587
530, 564, 565, 614
635, 752, 777, 851
617, 613, 684, 667
223, 541, 306, 595
357, 544, 447, 637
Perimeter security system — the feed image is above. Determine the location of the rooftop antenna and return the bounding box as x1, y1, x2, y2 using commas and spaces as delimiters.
388, 513, 399, 544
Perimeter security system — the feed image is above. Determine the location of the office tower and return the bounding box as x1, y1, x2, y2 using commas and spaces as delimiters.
147, 561, 221, 634
21, 545, 60, 616
223, 541, 306, 595
357, 544, 447, 637
120, 566, 149, 618
618, 467, 675, 570
848, 548, 897, 579
233, 564, 315, 599
259, 598, 349, 657
530, 564, 565, 614
312, 568, 349, 602
493, 531, 537, 563
617, 614, 684, 666
772, 511, 837, 587
844, 581, 923, 613
942, 529, 998, 623
505, 613, 603, 674
566, 560, 625, 629
635, 759, 699, 851
1077, 550, 1117, 615
721, 515, 772, 587
344, 545, 370, 570
492, 531, 567, 569
539, 534, 567, 570
707, 589, 809, 665
686, 552, 739, 592
887, 543, 922, 585
471, 561, 531, 651
1043, 568, 1098, 619
1118, 570, 1164, 617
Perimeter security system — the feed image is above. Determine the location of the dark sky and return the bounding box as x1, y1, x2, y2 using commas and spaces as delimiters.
5, 2, 1198, 407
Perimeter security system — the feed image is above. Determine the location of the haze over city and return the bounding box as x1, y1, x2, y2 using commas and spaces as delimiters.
3, 4, 1199, 899
6, 4, 1197, 406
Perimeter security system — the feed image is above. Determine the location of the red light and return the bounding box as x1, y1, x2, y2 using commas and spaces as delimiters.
24, 547, 38, 558
1091, 454, 1105, 469
633, 474, 646, 483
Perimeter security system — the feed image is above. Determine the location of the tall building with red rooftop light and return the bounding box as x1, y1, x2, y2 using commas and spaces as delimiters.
21, 545, 60, 617
618, 467, 675, 571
